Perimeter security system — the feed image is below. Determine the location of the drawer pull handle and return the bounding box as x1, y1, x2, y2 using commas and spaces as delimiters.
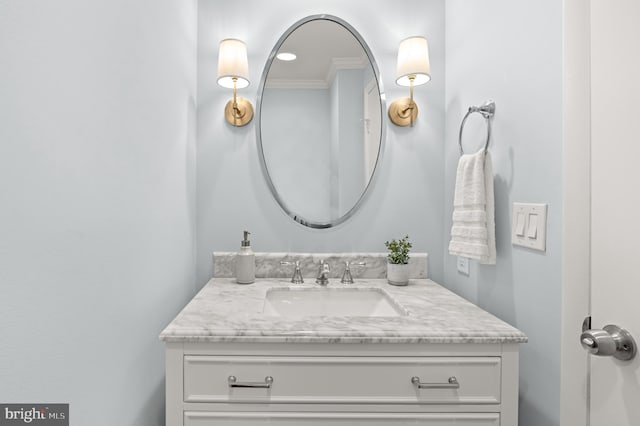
227, 375, 274, 389
411, 376, 460, 389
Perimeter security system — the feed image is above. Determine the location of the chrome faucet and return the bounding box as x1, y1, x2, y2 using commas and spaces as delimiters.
316, 260, 331, 286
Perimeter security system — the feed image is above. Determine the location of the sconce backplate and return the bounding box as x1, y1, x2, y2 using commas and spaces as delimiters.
388, 97, 418, 127
225, 97, 254, 127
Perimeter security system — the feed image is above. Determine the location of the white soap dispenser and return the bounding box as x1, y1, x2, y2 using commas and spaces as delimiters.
236, 230, 255, 284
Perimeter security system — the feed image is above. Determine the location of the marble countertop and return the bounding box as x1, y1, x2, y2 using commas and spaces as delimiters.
159, 278, 527, 344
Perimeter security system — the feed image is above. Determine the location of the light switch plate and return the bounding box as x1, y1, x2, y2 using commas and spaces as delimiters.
512, 203, 548, 251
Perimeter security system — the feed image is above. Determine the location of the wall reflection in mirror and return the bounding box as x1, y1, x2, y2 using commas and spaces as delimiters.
257, 15, 384, 228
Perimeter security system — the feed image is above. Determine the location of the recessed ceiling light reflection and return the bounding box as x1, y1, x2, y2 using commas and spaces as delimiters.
276, 52, 297, 61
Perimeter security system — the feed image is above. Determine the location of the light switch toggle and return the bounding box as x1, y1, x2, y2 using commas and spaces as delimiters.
527, 214, 538, 239
516, 213, 526, 237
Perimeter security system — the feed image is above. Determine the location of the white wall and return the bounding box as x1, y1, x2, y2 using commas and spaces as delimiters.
197, 0, 446, 286
444, 1, 563, 425
0, 1, 197, 425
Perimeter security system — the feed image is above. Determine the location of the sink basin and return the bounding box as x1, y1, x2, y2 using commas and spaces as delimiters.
262, 287, 407, 317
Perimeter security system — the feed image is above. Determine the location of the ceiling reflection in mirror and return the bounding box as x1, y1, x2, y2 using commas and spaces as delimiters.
257, 15, 385, 228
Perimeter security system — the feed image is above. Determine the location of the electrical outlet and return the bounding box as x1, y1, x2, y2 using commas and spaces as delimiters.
457, 256, 470, 276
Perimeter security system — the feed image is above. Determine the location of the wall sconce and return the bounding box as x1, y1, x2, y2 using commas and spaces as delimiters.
217, 38, 253, 127
388, 36, 431, 127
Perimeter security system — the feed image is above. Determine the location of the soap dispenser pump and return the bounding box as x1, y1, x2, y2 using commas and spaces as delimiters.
236, 230, 255, 284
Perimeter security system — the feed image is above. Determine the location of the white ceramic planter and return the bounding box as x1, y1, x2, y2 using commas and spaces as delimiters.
387, 262, 409, 286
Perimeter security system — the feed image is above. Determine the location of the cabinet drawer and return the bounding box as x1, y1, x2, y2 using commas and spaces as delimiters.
183, 356, 501, 405
185, 412, 500, 425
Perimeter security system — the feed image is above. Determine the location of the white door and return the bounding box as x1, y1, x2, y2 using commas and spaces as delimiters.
588, 0, 640, 424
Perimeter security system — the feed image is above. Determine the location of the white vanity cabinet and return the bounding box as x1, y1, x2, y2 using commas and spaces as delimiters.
166, 342, 519, 426
161, 279, 525, 426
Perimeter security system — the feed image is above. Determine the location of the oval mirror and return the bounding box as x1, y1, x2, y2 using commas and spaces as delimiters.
257, 15, 385, 228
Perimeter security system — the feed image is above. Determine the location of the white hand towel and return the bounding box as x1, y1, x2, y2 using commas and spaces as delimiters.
448, 149, 496, 264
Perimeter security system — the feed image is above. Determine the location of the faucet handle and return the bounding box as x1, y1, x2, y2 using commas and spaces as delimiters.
280, 261, 304, 284
341, 261, 366, 284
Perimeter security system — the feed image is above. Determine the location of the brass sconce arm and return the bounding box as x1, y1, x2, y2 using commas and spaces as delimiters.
225, 77, 253, 127
389, 75, 418, 127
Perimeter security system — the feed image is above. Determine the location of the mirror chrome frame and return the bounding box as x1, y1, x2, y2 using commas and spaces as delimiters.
256, 14, 386, 229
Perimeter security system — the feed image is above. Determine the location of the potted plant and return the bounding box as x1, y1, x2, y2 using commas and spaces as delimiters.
385, 235, 412, 286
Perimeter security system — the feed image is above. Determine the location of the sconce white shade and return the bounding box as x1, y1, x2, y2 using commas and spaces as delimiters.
217, 38, 250, 89
395, 36, 431, 87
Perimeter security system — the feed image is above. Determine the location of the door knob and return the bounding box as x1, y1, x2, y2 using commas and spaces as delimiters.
580, 324, 636, 361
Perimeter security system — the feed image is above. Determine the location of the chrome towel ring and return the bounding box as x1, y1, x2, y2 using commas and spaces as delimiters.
458, 100, 495, 155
